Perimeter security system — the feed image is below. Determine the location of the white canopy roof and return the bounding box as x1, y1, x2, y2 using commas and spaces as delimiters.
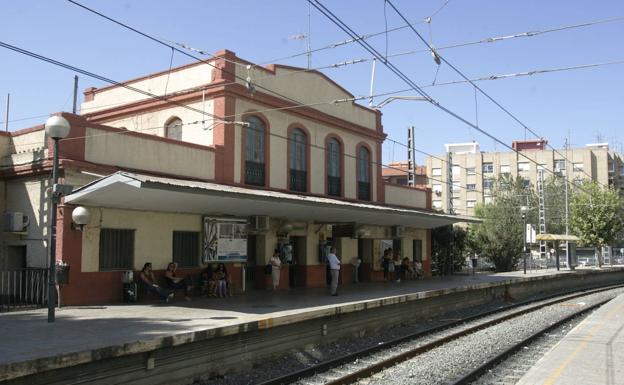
65, 172, 478, 229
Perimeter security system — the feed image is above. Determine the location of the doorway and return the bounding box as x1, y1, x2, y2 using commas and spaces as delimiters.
413, 240, 423, 262
357, 238, 373, 282
246, 235, 258, 289
289, 236, 306, 287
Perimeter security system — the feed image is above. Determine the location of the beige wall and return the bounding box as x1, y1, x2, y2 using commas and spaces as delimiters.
0, 130, 47, 168
235, 99, 379, 200
81, 208, 202, 272
3, 178, 50, 267
236, 65, 377, 130
81, 63, 215, 113
91, 100, 216, 146
85, 126, 215, 180
384, 184, 427, 209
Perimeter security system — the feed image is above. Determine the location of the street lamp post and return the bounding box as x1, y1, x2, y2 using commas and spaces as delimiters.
45, 116, 70, 323
521, 206, 528, 274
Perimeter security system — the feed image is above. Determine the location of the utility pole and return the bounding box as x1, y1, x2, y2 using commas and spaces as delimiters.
446, 151, 454, 275
72, 76, 79, 114
407, 126, 415, 187
4, 93, 9, 132
564, 138, 570, 268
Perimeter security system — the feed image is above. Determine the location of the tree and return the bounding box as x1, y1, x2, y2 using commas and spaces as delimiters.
543, 175, 568, 235
431, 225, 467, 275
569, 182, 624, 267
469, 175, 536, 272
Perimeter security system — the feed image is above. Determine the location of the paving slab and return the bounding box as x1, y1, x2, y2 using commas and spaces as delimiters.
517, 291, 624, 385
0, 267, 617, 381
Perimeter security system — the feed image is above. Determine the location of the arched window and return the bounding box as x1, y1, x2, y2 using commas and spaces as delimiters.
289, 128, 307, 192
357, 146, 371, 200
165, 117, 182, 140
327, 138, 341, 197
244, 116, 266, 186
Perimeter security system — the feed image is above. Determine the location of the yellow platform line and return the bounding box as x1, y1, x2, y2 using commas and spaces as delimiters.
542, 299, 624, 385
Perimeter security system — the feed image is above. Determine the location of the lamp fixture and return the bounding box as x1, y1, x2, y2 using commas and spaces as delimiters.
71, 206, 91, 231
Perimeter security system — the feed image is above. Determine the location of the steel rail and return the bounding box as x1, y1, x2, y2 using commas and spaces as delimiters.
259, 283, 623, 385
449, 298, 612, 385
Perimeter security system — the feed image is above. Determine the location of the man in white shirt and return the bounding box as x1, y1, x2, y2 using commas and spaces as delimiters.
327, 247, 341, 296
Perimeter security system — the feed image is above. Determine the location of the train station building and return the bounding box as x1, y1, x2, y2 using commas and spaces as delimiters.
0, 50, 474, 305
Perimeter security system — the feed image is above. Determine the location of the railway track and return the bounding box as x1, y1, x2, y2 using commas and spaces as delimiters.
258, 284, 624, 385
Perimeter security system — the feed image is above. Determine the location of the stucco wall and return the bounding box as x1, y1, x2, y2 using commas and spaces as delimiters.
84, 126, 215, 180
81, 63, 215, 113
235, 99, 379, 200
3, 178, 50, 267
91, 100, 215, 146
237, 65, 377, 130
81, 208, 202, 272
384, 184, 427, 209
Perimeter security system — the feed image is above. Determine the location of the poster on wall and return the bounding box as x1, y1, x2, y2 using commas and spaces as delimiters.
202, 217, 248, 262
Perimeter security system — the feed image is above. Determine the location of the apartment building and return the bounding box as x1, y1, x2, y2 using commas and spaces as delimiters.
426, 140, 624, 215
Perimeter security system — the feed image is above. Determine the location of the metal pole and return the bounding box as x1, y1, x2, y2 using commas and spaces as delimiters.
72, 76, 79, 114
47, 138, 60, 323
523, 214, 527, 274
368, 59, 377, 107
4, 93, 9, 132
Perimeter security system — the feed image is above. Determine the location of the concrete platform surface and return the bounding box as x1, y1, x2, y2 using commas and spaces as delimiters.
0, 267, 618, 381
517, 291, 624, 385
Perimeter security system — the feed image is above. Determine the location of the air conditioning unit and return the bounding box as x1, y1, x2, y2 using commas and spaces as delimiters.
250, 215, 270, 232
391, 225, 405, 238
3, 212, 29, 232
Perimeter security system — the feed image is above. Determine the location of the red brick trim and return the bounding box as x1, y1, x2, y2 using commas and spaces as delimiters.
84, 83, 385, 142
286, 123, 311, 193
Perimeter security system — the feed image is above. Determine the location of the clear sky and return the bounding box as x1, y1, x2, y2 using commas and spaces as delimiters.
1, 0, 623, 165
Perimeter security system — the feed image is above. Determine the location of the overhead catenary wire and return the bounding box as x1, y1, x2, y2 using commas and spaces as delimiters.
308, 0, 606, 201
383, 0, 609, 190
252, 14, 624, 67
3, 55, 623, 130
0, 11, 612, 201
1, 5, 616, 204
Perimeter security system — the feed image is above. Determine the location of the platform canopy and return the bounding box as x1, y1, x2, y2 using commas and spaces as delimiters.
535, 234, 580, 242
65, 172, 479, 229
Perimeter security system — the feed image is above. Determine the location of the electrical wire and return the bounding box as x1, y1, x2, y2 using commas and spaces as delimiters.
308, 0, 605, 201
254, 13, 624, 66
384, 0, 610, 190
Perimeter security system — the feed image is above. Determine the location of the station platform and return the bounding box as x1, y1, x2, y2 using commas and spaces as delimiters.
1, 267, 622, 383
517, 290, 624, 385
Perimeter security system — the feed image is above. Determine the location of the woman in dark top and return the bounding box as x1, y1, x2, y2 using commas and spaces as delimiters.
139, 262, 173, 302
164, 262, 194, 300
213, 263, 231, 297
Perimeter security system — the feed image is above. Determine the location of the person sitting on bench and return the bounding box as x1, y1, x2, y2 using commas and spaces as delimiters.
139, 262, 173, 302
164, 262, 194, 301
201, 264, 217, 297
213, 263, 231, 297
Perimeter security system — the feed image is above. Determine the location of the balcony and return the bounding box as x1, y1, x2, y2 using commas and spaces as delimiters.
245, 161, 265, 186
358, 181, 371, 201
289, 169, 307, 192
327, 176, 341, 197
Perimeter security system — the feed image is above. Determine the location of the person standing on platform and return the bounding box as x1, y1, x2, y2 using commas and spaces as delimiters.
327, 247, 341, 296
350, 256, 361, 283
270, 249, 282, 291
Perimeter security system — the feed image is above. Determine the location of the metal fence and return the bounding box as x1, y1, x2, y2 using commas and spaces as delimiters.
0, 268, 48, 312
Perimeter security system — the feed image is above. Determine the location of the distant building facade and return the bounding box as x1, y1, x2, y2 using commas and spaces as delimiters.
382, 161, 427, 187
426, 140, 624, 215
